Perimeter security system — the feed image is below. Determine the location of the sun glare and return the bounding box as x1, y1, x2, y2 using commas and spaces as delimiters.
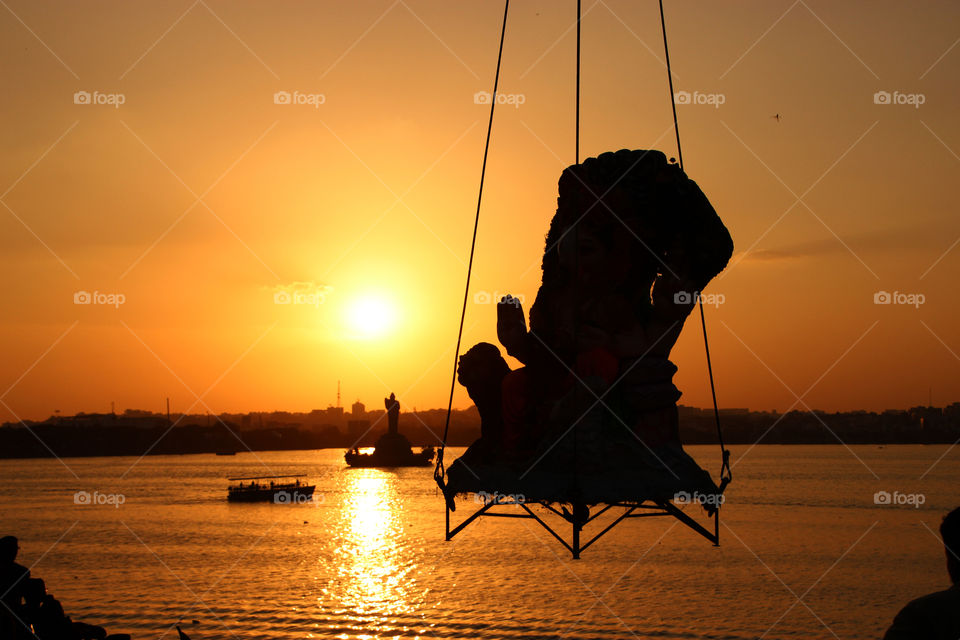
346, 295, 396, 338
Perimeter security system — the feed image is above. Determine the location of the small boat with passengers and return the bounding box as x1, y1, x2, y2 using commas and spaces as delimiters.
226, 474, 315, 503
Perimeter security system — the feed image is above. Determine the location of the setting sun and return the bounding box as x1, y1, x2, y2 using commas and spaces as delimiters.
346, 295, 398, 338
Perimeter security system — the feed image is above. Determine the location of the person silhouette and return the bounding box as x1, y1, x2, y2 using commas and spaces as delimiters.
18, 574, 109, 640
883, 506, 960, 639
0, 535, 30, 636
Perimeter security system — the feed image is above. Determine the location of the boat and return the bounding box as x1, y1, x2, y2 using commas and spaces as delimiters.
215, 450, 237, 456
226, 475, 315, 503
345, 438, 435, 468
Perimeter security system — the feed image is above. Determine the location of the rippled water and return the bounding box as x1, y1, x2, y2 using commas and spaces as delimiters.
1, 445, 957, 639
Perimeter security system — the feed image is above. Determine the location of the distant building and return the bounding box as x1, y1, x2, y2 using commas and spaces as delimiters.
59, 413, 167, 430
351, 400, 365, 418
718, 408, 750, 416
677, 405, 704, 417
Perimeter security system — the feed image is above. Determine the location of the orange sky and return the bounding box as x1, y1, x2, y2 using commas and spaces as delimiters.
2, 0, 959, 421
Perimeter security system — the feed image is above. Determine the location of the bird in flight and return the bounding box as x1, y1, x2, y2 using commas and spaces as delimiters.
771, 113, 782, 122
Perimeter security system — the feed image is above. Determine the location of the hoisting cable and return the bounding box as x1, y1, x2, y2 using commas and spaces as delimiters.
576, 0, 581, 164
570, 0, 583, 515
658, 0, 732, 490
435, 0, 510, 489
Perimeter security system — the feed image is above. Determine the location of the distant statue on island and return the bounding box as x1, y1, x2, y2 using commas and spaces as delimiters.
345, 392, 433, 468
385, 392, 400, 435
454, 149, 733, 473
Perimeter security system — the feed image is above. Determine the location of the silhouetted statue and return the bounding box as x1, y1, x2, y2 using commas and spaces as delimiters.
385, 393, 400, 435
345, 392, 434, 467
457, 149, 733, 470
883, 506, 960, 639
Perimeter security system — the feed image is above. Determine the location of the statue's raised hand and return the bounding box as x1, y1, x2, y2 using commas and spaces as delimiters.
497, 295, 530, 363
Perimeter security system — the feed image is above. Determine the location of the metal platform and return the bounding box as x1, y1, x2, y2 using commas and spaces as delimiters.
444, 496, 719, 559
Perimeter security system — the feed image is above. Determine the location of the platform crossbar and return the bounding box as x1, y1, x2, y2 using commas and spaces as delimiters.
445, 497, 720, 559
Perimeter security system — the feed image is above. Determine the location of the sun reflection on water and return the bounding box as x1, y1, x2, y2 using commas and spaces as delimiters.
330, 468, 422, 633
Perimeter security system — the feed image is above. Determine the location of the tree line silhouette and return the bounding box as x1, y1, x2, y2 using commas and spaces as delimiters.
0, 403, 958, 459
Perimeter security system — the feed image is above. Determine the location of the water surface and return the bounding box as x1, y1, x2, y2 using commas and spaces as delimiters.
1, 445, 955, 639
